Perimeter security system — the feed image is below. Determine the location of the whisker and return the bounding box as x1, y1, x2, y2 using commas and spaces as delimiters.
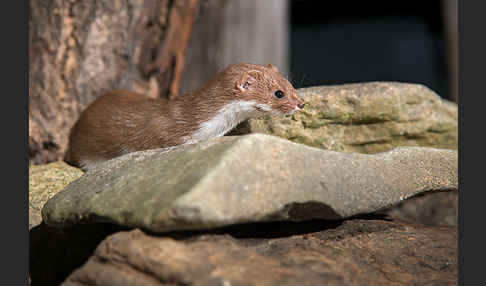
286, 74, 295, 86
299, 73, 307, 88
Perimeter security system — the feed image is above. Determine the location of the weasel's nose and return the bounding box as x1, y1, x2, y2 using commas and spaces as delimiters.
297, 103, 305, 109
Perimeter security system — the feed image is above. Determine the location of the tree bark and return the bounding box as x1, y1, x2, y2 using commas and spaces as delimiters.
29, 0, 200, 165
180, 0, 289, 94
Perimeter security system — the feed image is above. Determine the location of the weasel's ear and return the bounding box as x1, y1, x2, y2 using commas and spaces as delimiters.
267, 64, 279, 72
237, 70, 262, 94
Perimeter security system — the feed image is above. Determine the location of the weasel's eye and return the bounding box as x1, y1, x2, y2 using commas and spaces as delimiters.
274, 90, 285, 99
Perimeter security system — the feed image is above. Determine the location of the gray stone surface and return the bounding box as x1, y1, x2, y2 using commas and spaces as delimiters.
42, 134, 457, 233
29, 161, 84, 229
230, 82, 458, 153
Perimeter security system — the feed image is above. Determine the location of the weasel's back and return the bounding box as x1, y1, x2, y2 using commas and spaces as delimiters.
64, 91, 169, 170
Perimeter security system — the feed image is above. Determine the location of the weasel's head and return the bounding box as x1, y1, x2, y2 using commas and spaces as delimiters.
225, 63, 305, 116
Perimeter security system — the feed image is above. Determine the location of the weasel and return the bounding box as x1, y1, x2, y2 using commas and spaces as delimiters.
64, 63, 305, 170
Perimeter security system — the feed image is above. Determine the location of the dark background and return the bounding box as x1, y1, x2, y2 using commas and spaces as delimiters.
289, 0, 450, 99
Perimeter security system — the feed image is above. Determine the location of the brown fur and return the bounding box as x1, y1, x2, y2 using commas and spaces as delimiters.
65, 63, 304, 170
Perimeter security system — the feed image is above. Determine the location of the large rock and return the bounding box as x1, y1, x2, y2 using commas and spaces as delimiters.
42, 134, 457, 233
29, 161, 83, 229
230, 82, 460, 226
61, 219, 457, 286
230, 82, 458, 153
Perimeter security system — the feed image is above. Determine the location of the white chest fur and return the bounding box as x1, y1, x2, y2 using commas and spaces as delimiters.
184, 100, 271, 144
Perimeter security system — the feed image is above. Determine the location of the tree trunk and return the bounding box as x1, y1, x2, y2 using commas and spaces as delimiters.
29, 0, 200, 165
180, 0, 289, 94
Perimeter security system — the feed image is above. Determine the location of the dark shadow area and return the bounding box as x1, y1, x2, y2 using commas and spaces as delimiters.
348, 212, 393, 221
290, 0, 450, 100
146, 213, 393, 241
286, 201, 342, 220
142, 219, 343, 241
213, 219, 344, 240
29, 222, 125, 286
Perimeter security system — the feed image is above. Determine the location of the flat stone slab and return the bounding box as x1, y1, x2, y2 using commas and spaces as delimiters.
42, 134, 457, 233
29, 161, 84, 229
231, 82, 458, 153
61, 219, 457, 286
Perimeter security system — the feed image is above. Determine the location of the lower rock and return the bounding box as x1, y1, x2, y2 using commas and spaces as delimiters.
62, 218, 457, 286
